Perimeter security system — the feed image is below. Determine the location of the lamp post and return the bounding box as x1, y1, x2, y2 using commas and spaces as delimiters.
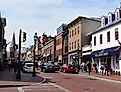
16, 29, 22, 79
77, 43, 80, 73
32, 32, 37, 77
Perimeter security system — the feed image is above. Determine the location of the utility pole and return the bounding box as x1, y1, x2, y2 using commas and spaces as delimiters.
16, 29, 22, 79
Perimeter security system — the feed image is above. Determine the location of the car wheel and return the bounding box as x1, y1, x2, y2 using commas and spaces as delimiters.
41, 69, 43, 72
43, 69, 46, 73
63, 69, 66, 73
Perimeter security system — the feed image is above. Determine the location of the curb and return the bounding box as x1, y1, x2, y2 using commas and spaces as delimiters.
81, 74, 121, 84
0, 84, 29, 88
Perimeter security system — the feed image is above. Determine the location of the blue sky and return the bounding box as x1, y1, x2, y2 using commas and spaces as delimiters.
0, 0, 121, 50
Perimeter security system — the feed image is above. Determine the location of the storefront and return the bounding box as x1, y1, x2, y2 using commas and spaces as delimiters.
91, 46, 120, 72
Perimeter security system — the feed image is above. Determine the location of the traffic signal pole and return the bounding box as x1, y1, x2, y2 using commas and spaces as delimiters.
16, 29, 22, 79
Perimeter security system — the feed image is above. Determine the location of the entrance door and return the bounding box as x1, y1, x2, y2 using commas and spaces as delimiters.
107, 57, 111, 69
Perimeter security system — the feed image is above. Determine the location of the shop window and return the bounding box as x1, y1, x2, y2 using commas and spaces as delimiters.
116, 54, 119, 69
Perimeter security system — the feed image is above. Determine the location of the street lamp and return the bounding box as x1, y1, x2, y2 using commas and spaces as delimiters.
16, 29, 22, 79
32, 32, 37, 77
77, 43, 80, 73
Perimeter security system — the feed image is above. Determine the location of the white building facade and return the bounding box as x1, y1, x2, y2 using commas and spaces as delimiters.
92, 7, 121, 73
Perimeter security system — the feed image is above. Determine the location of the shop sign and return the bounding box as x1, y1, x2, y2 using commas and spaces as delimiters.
95, 52, 108, 57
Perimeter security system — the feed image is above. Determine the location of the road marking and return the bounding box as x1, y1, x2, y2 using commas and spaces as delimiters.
49, 83, 72, 92
17, 87, 24, 92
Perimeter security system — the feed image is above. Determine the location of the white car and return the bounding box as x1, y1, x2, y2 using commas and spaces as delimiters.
22, 63, 33, 73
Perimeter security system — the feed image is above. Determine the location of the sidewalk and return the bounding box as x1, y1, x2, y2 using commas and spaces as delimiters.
0, 69, 44, 87
80, 71, 121, 83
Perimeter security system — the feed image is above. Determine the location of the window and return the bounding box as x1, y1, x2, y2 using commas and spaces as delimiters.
72, 30, 74, 37
75, 28, 76, 35
100, 34, 103, 44
107, 31, 110, 42
117, 12, 119, 19
77, 39, 79, 48
94, 36, 96, 46
69, 43, 71, 50
109, 16, 111, 23
75, 41, 76, 49
70, 31, 71, 38
115, 28, 119, 40
78, 27, 79, 34
103, 19, 105, 26
72, 42, 73, 49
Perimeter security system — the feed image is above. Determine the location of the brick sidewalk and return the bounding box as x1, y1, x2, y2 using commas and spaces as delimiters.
81, 72, 121, 82
0, 69, 44, 87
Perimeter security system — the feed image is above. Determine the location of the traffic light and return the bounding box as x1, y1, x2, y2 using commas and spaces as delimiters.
23, 32, 26, 42
13, 44, 18, 50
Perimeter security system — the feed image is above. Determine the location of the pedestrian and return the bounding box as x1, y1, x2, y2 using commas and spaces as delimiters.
12, 61, 18, 76
8, 59, 12, 71
93, 62, 98, 73
104, 63, 109, 76
80, 62, 85, 72
100, 63, 105, 75
87, 61, 92, 75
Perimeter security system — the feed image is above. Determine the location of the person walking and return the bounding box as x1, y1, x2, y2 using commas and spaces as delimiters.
87, 61, 92, 75
80, 62, 85, 72
100, 63, 105, 75
12, 61, 18, 76
104, 63, 109, 76
93, 62, 98, 73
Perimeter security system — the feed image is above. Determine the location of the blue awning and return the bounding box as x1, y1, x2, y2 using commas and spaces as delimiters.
91, 46, 120, 58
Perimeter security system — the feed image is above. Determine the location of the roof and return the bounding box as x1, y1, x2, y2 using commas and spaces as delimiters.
68, 16, 101, 28
92, 18, 121, 34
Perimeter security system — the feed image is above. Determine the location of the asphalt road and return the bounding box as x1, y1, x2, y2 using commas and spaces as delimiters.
40, 72, 121, 92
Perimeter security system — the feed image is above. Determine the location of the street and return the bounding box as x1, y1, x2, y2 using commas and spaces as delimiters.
0, 70, 121, 92
40, 72, 121, 92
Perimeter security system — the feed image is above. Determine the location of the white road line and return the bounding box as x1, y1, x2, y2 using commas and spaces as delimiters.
49, 83, 72, 92
17, 87, 24, 92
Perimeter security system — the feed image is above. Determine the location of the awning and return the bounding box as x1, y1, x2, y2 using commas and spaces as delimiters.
91, 46, 120, 58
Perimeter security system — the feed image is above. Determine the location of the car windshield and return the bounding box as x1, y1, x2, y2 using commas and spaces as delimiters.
26, 64, 33, 67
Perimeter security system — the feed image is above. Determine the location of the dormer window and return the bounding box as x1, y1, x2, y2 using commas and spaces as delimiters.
101, 16, 105, 26
115, 8, 120, 20
108, 16, 111, 23
101, 16, 108, 26
108, 12, 112, 23
116, 11, 119, 20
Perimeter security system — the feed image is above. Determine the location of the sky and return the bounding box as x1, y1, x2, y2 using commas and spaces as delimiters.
0, 0, 121, 51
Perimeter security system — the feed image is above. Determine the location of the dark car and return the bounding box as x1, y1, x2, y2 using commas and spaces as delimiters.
40, 63, 56, 73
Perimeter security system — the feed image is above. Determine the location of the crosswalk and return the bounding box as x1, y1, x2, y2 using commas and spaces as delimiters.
17, 83, 71, 92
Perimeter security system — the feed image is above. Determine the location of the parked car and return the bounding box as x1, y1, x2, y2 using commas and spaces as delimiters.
40, 63, 56, 73
50, 62, 60, 71
21, 63, 33, 73
60, 64, 77, 73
